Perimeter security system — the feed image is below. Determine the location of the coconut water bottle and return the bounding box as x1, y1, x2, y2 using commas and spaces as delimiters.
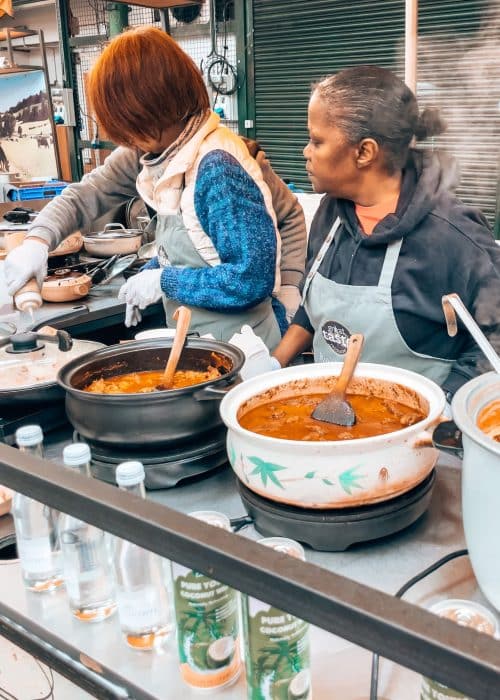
171, 510, 242, 690
242, 537, 312, 700
12, 425, 63, 592
59, 443, 117, 622
114, 461, 171, 650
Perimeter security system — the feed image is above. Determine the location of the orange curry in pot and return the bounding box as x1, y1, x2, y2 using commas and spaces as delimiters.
84, 367, 221, 393
477, 400, 500, 443
238, 378, 427, 442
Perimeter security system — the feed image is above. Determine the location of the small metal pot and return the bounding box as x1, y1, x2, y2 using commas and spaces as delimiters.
57, 338, 244, 447
83, 223, 143, 258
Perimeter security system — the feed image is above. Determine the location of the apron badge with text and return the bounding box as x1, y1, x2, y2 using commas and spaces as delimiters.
321, 321, 351, 354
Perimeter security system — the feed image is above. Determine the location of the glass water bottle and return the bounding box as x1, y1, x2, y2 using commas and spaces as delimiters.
59, 443, 117, 622
12, 425, 63, 592
114, 461, 171, 650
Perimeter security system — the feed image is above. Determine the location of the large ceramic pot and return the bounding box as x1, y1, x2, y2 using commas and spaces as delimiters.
452, 372, 500, 612
57, 338, 244, 448
220, 362, 445, 509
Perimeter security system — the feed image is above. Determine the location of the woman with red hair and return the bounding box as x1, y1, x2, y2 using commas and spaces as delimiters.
5, 27, 285, 348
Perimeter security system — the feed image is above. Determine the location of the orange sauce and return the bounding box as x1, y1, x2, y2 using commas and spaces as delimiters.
84, 367, 221, 394
477, 400, 500, 442
239, 393, 425, 441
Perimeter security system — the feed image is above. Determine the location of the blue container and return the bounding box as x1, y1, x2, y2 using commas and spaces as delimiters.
8, 180, 69, 201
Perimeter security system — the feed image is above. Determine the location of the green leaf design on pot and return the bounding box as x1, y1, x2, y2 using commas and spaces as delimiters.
339, 466, 366, 494
322, 479, 334, 486
305, 471, 316, 479
249, 456, 287, 489
227, 440, 236, 467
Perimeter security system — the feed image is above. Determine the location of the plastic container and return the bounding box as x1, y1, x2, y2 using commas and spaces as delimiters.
8, 180, 69, 202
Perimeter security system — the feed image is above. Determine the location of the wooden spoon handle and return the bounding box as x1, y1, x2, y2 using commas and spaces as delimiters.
161, 306, 192, 387
335, 333, 364, 394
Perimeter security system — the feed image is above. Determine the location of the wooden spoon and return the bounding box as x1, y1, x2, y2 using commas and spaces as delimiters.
311, 333, 364, 425
156, 306, 192, 390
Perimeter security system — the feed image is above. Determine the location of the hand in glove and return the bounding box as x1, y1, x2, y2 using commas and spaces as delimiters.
118, 269, 163, 328
276, 285, 301, 323
124, 304, 143, 328
228, 325, 281, 380
118, 269, 163, 309
5, 238, 49, 296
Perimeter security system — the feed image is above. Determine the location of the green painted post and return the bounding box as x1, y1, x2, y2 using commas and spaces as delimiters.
107, 2, 130, 38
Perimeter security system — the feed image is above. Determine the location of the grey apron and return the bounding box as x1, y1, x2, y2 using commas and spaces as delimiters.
154, 213, 281, 349
303, 217, 453, 383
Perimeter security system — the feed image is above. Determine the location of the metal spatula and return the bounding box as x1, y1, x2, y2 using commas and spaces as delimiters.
156, 306, 192, 391
311, 333, 364, 425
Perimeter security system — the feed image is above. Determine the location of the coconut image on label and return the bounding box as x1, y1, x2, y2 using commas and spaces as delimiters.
206, 635, 236, 668
288, 670, 311, 699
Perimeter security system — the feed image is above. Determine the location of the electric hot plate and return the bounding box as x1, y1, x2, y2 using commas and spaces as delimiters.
236, 470, 436, 551
76, 428, 228, 490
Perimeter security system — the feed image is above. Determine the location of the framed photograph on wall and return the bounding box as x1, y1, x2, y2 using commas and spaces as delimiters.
0, 67, 60, 181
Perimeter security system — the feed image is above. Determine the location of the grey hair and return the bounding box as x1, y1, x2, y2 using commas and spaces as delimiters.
313, 66, 446, 172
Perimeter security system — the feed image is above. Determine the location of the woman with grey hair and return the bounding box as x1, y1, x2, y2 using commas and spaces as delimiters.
273, 65, 500, 403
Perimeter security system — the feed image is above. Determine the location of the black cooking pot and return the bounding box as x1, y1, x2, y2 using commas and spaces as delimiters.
57, 338, 245, 448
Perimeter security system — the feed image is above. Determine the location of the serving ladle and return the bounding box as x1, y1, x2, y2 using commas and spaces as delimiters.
311, 333, 364, 425
442, 293, 500, 374
156, 305, 192, 391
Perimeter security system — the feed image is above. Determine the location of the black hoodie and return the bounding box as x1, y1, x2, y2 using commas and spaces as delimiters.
293, 150, 500, 396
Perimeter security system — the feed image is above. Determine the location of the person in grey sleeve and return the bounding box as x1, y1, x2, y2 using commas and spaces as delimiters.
242, 137, 307, 325
4, 112, 306, 335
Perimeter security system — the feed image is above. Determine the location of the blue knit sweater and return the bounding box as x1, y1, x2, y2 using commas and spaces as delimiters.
144, 150, 279, 313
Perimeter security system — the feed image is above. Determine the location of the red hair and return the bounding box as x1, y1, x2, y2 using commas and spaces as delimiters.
87, 26, 209, 147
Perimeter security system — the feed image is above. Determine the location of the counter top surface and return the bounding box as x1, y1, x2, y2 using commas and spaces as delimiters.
1, 438, 493, 699
0, 276, 127, 332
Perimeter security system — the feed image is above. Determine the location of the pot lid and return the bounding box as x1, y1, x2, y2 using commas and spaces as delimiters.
0, 327, 104, 391
86, 223, 142, 239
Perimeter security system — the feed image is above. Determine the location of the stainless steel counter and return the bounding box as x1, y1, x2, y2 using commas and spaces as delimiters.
0, 276, 163, 335
1, 442, 495, 700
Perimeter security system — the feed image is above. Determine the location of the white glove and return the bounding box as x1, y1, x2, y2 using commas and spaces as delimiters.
228, 325, 281, 379
276, 285, 301, 323
124, 304, 142, 328
4, 239, 49, 296
118, 269, 163, 310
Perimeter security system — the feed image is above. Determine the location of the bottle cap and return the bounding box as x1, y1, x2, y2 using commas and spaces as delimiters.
15, 424, 43, 447
189, 510, 231, 531
116, 460, 145, 487
63, 442, 91, 467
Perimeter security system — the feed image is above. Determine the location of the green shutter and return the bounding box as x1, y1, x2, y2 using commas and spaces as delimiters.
250, 0, 499, 227
251, 0, 405, 189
